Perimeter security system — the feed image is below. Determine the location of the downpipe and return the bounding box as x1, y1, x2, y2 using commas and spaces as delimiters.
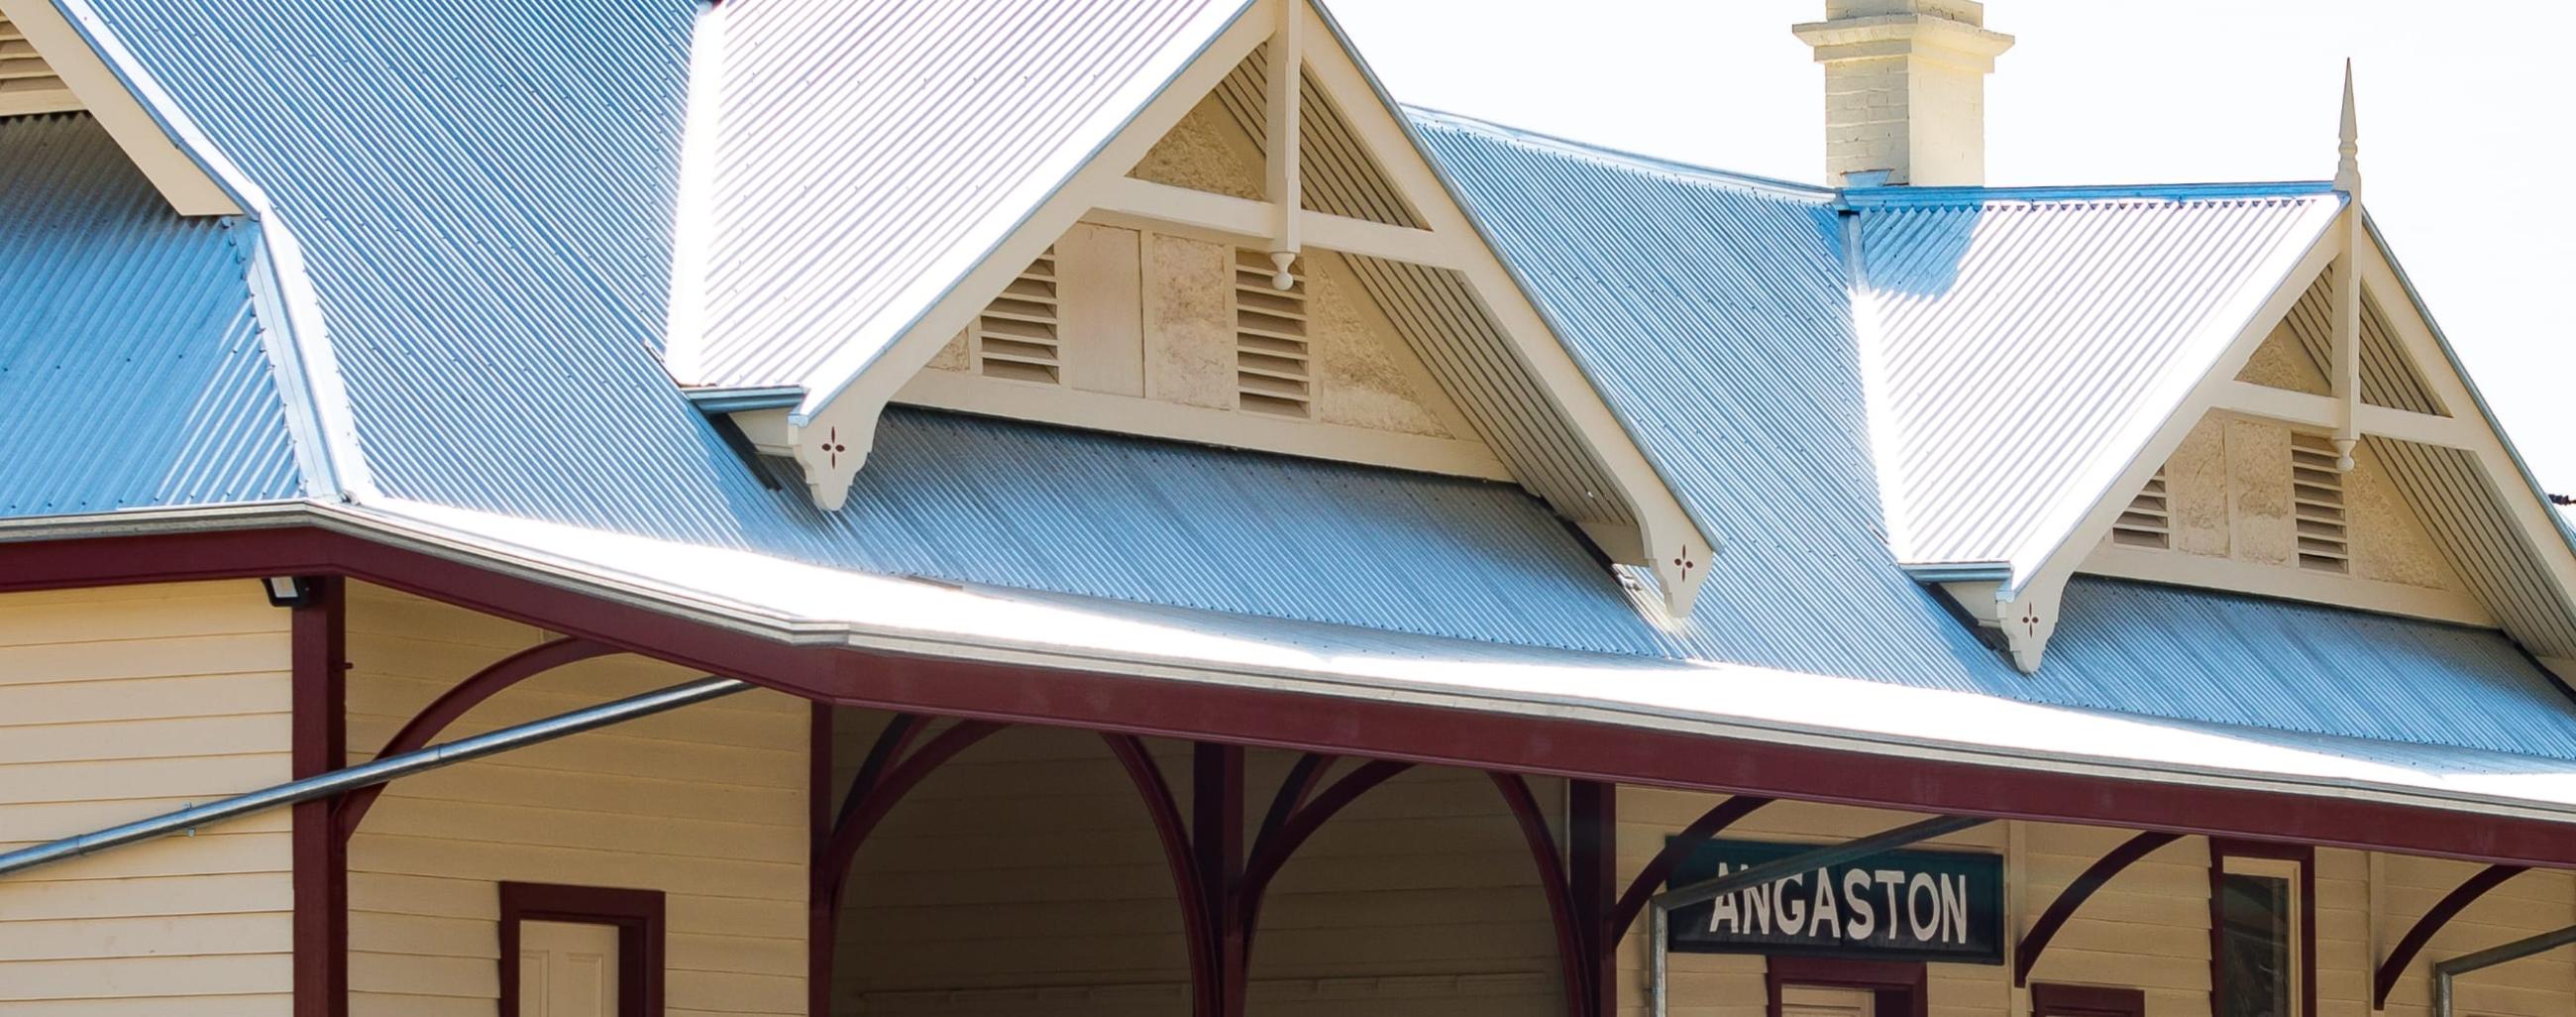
0, 676, 748, 879
2433, 924, 2576, 1017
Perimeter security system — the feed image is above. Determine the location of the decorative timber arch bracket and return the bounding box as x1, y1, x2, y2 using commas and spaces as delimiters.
2372, 863, 2526, 1009
2012, 832, 2185, 987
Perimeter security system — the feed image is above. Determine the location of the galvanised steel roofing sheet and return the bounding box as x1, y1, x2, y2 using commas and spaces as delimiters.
821, 409, 1675, 654
1410, 110, 2576, 758
687, 0, 1253, 400
49, 0, 2576, 767
82, 0, 771, 542
0, 114, 298, 516
1853, 187, 2343, 579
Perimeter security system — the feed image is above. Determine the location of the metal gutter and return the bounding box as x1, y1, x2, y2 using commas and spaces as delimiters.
0, 675, 746, 879
1901, 561, 2014, 584
682, 385, 807, 415
12, 500, 2576, 840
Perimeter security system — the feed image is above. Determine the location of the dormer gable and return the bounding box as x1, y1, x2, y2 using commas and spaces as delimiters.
674, 0, 1721, 614
0, 0, 235, 215
1890, 188, 2576, 673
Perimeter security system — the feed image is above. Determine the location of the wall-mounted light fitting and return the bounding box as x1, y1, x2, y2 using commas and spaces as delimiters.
262, 576, 316, 609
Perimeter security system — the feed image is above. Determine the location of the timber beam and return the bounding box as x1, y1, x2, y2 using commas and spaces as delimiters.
1092, 176, 1460, 268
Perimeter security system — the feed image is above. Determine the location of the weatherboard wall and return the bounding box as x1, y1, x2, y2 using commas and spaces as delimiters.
0, 581, 294, 1016
828, 717, 1563, 1017
341, 583, 807, 1017
1615, 789, 2576, 1017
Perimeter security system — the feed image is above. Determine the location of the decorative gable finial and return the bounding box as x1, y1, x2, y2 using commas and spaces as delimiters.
2334, 58, 2362, 196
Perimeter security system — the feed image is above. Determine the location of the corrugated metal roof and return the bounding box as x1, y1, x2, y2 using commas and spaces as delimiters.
685, 0, 1252, 400
81, 0, 766, 540
45, 0, 2576, 773
1409, 110, 2576, 757
1854, 188, 2343, 579
822, 409, 1672, 654
0, 114, 298, 516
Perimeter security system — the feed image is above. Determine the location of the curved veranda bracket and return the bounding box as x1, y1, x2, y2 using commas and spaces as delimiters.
1607, 794, 1774, 944
1102, 734, 1221, 1017
2373, 862, 2526, 1008
1490, 772, 1594, 1017
818, 719, 1007, 910
333, 636, 623, 842
2013, 831, 2183, 986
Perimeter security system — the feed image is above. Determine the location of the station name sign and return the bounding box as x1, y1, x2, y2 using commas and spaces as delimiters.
1664, 839, 2004, 963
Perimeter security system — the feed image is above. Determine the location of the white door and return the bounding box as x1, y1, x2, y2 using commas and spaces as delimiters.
519, 920, 619, 1017
1780, 984, 1877, 1017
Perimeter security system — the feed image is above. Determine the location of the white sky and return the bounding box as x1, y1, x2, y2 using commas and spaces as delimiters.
1329, 0, 2574, 516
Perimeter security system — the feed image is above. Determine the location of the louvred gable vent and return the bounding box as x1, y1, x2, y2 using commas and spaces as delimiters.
2292, 432, 2350, 573
1234, 250, 1311, 417
0, 19, 74, 113
974, 249, 1060, 385
2112, 468, 2172, 550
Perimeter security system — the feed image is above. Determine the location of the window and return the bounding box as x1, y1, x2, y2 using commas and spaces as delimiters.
2210, 843, 2312, 1017
2031, 982, 2145, 1017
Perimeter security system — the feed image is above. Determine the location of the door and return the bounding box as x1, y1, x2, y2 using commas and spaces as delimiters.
1781, 984, 1878, 1017
518, 920, 620, 1017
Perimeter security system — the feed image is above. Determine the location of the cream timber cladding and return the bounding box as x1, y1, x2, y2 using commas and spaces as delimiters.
0, 581, 293, 1016
2081, 296, 2491, 626
1613, 791, 2576, 1017
341, 583, 806, 1017
732, 0, 1719, 617
829, 718, 1564, 1017
899, 217, 1503, 479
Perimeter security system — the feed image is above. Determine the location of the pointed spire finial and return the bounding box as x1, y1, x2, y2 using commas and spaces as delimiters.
2335, 58, 2362, 194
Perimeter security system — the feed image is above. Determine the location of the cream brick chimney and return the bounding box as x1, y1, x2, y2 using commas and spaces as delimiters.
1792, 0, 2014, 186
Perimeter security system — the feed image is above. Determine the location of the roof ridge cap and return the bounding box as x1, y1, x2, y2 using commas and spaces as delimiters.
1404, 103, 1839, 202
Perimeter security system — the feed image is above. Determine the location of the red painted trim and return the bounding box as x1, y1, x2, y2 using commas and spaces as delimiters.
2031, 982, 2146, 1017
499, 881, 665, 1017
827, 715, 921, 851
1609, 795, 1773, 943
1765, 957, 1927, 1017
1237, 759, 1411, 921
819, 721, 1005, 910
290, 576, 347, 1017
2371, 863, 2525, 1008
23, 528, 2576, 871
332, 636, 621, 841
2015, 832, 2184, 986
1102, 734, 1219, 1017
1254, 752, 1333, 850
1567, 780, 1616, 1017
1491, 772, 1589, 1017
1194, 743, 1246, 1017
806, 704, 833, 1017
2208, 840, 2316, 1017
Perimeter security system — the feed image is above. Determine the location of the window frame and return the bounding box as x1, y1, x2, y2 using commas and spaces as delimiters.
497, 881, 666, 1017
2207, 840, 2315, 1017
2031, 982, 2146, 1017
1765, 957, 1928, 1017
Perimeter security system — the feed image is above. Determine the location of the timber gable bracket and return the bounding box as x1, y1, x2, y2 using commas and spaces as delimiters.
702, 0, 1721, 614
1949, 74, 2576, 671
